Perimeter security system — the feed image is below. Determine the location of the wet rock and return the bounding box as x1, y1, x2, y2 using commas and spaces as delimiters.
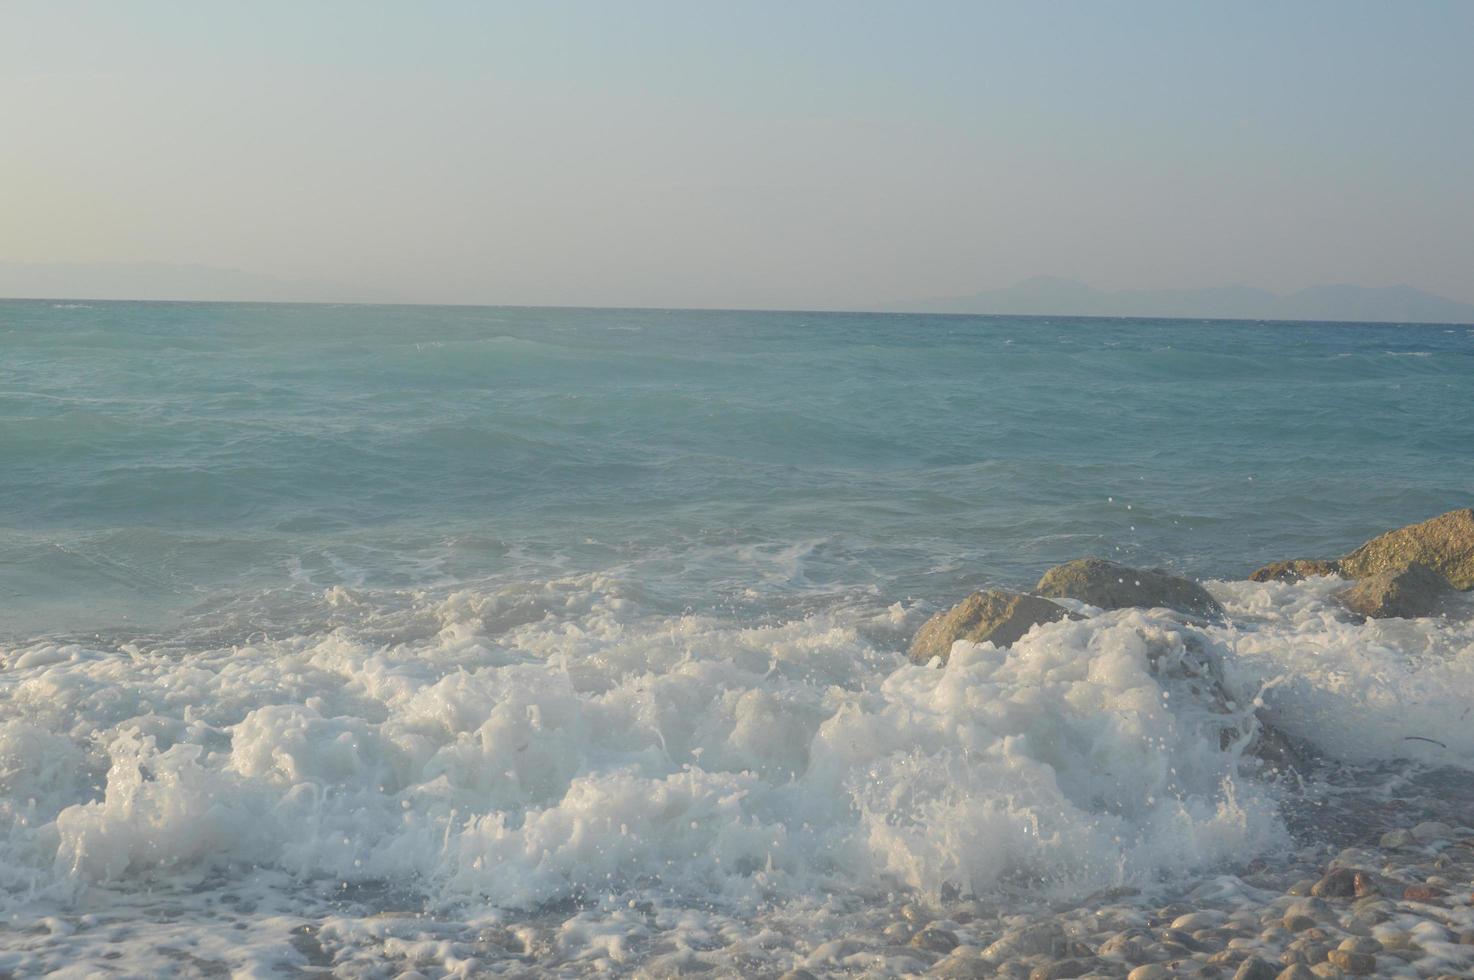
982, 923, 1068, 961
1275, 967, 1317, 980
1028, 958, 1097, 980
909, 590, 1074, 663
1171, 911, 1227, 931
1248, 559, 1341, 584
1325, 948, 1375, 974
1286, 879, 1318, 897
1336, 507, 1474, 590
1126, 965, 1173, 980
1282, 915, 1318, 933
911, 926, 961, 954
1378, 828, 1416, 849
1310, 869, 1360, 899
1335, 563, 1448, 619
1233, 957, 1279, 980
1410, 820, 1451, 841
882, 922, 913, 943
1034, 557, 1223, 617
1097, 932, 1151, 964
1285, 897, 1330, 920
778, 971, 819, 980
1350, 872, 1379, 898
1335, 938, 1380, 955
1401, 883, 1446, 902
928, 949, 994, 978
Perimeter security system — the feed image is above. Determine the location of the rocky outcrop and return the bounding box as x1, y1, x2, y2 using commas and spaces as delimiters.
1248, 508, 1474, 593
1335, 563, 1449, 620
1337, 508, 1474, 589
909, 590, 1073, 664
1247, 559, 1341, 583
1034, 557, 1222, 617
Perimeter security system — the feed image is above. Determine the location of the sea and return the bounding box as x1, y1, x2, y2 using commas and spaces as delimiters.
1, 300, 1472, 976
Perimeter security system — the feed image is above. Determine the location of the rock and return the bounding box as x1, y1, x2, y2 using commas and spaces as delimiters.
910, 926, 961, 954
1282, 914, 1317, 933
1337, 507, 1474, 589
1411, 820, 1451, 841
778, 972, 819, 980
1276, 967, 1317, 980
1401, 883, 1446, 902
1234, 957, 1279, 980
909, 590, 1074, 663
1127, 966, 1174, 980
1028, 959, 1096, 980
1310, 868, 1360, 898
928, 951, 994, 978
1335, 563, 1448, 619
1249, 559, 1341, 583
1034, 557, 1223, 617
1325, 948, 1376, 974
1171, 911, 1227, 931
1336, 938, 1380, 955
1351, 872, 1379, 898
1379, 828, 1416, 848
982, 923, 1067, 961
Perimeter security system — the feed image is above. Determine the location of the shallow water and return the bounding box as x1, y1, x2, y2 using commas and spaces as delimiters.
1, 301, 1471, 975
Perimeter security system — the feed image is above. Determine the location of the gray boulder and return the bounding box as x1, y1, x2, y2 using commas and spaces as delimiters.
909, 589, 1073, 664
1335, 562, 1449, 620
1034, 557, 1222, 617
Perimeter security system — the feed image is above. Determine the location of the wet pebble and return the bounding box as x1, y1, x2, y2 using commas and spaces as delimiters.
1325, 947, 1375, 973
1232, 956, 1279, 980
910, 925, 960, 954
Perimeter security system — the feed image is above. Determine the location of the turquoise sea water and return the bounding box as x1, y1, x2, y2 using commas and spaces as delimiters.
2, 300, 1473, 975
4, 300, 1472, 638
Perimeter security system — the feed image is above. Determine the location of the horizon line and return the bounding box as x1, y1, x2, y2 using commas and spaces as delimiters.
2, 293, 1471, 328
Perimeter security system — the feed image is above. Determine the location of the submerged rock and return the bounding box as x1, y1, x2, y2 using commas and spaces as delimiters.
909, 590, 1073, 663
1335, 562, 1449, 619
1247, 559, 1341, 583
1337, 507, 1474, 589
1034, 557, 1223, 617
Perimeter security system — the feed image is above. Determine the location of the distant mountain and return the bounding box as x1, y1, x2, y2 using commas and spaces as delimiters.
0, 261, 400, 304
887, 277, 1474, 324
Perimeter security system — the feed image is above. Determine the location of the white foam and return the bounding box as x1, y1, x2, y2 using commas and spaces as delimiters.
0, 572, 1469, 971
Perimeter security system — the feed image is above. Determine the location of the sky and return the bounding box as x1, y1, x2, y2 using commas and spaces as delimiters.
3, 1, 1472, 309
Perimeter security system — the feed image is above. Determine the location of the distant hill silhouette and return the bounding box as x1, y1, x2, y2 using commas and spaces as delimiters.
888, 277, 1474, 324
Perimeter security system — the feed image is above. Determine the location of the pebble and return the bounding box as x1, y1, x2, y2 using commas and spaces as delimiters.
1401, 883, 1447, 902
1233, 957, 1279, 980
1310, 869, 1359, 899
881, 921, 912, 943
1275, 966, 1316, 980
910, 925, 960, 953
1027, 958, 1097, 980
1335, 936, 1380, 955
1126, 965, 1173, 980
1282, 914, 1317, 933
1172, 910, 1227, 931
1380, 828, 1416, 848
1325, 948, 1376, 973
1412, 821, 1452, 842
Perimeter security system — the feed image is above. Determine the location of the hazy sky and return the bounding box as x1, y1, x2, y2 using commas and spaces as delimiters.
4, 1, 1472, 308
